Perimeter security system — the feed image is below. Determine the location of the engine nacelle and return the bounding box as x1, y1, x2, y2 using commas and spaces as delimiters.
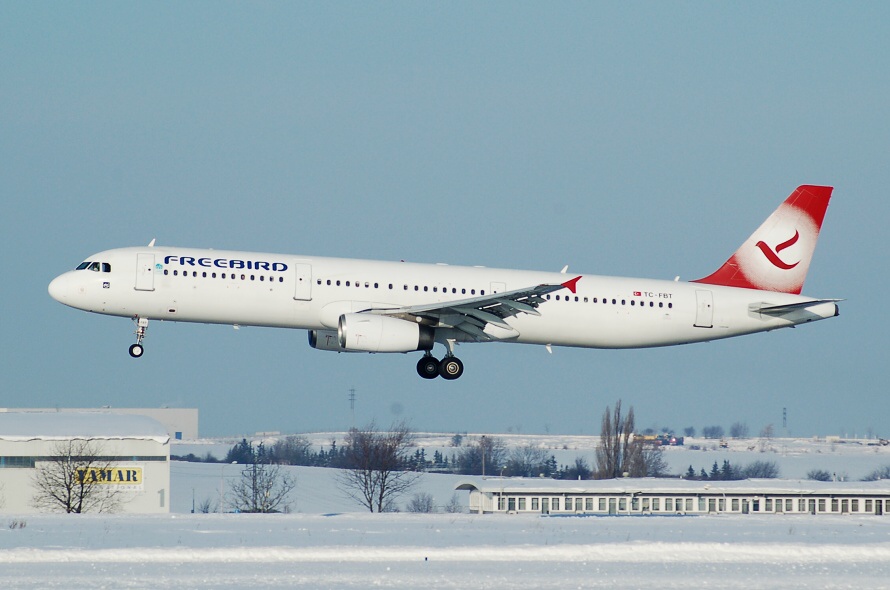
337, 313, 434, 353
308, 329, 345, 351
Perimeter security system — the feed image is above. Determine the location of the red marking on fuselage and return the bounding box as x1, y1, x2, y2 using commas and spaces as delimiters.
755, 230, 800, 270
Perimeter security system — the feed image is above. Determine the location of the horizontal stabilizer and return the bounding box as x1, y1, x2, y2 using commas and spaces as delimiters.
750, 299, 842, 316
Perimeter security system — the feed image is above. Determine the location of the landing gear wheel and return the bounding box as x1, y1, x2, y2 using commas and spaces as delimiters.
417, 356, 440, 379
130, 317, 149, 359
439, 356, 464, 380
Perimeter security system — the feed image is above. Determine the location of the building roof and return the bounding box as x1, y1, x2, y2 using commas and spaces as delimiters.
0, 412, 169, 444
455, 476, 890, 496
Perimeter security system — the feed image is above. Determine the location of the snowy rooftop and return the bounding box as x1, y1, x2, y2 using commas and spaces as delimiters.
0, 411, 169, 444
456, 476, 890, 495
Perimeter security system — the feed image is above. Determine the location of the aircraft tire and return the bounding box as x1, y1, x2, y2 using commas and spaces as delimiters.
439, 357, 463, 380
417, 356, 440, 379
128, 344, 144, 358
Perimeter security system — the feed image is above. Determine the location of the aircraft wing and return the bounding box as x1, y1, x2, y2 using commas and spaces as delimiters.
365, 276, 581, 341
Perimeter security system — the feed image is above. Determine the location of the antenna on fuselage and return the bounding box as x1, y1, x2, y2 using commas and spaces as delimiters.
148, 239, 156, 247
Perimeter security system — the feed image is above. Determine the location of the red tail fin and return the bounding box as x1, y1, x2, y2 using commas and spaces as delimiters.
693, 185, 833, 294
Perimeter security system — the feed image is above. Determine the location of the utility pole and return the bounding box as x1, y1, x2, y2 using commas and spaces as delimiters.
348, 388, 356, 428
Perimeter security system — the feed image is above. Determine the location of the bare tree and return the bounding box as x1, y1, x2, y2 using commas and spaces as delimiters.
228, 442, 296, 513
595, 400, 643, 478
444, 493, 464, 513
269, 435, 313, 465
405, 492, 436, 513
742, 460, 780, 479
31, 439, 122, 513
807, 469, 832, 482
758, 424, 775, 452
640, 446, 669, 477
338, 421, 419, 513
729, 422, 750, 439
456, 436, 508, 475
861, 465, 890, 481
504, 445, 548, 477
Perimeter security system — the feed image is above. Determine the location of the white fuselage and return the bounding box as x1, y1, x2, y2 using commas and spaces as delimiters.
48, 246, 837, 350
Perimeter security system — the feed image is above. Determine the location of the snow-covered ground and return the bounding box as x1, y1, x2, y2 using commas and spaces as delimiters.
2, 435, 890, 589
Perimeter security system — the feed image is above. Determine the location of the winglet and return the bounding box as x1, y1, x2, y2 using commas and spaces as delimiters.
561, 275, 582, 294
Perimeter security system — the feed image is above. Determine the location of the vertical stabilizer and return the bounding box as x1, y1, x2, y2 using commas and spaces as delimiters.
693, 185, 832, 294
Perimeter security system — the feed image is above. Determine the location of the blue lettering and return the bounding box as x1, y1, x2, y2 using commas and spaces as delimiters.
166, 254, 288, 273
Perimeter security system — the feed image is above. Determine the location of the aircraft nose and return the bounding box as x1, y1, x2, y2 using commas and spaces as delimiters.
48, 274, 69, 303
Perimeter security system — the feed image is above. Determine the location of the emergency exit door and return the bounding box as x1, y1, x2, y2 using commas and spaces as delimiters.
135, 254, 155, 291
694, 289, 713, 328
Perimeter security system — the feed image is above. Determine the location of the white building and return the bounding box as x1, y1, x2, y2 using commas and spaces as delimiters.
457, 477, 890, 516
0, 408, 198, 440
0, 412, 170, 514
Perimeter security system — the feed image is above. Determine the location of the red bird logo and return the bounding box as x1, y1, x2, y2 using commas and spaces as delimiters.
755, 230, 800, 270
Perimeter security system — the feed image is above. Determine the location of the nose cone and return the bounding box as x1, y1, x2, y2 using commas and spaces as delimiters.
48, 273, 70, 304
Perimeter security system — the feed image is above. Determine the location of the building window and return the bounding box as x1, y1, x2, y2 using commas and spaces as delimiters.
531, 498, 539, 511
518, 498, 526, 511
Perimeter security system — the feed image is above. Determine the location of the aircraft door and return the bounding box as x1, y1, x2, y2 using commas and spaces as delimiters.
294, 263, 312, 301
135, 254, 155, 292
694, 289, 713, 328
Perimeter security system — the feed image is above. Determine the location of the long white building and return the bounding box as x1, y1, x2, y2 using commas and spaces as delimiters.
0, 412, 170, 514
457, 477, 890, 516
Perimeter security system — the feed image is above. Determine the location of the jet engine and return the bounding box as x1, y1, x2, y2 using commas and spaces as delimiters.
337, 313, 434, 353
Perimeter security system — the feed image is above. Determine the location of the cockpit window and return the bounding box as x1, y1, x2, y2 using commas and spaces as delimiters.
75, 261, 111, 272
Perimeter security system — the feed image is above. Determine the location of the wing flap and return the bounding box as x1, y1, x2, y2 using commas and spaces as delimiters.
365, 276, 581, 336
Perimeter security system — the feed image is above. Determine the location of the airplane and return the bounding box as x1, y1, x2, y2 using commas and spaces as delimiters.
48, 185, 840, 380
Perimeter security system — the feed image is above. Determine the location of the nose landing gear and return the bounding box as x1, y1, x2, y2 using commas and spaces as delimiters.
129, 317, 149, 358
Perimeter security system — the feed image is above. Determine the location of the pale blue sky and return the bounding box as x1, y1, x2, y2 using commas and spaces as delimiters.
2, 2, 887, 437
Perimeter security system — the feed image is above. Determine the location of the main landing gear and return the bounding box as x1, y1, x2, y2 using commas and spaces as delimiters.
416, 352, 464, 380
129, 317, 149, 358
